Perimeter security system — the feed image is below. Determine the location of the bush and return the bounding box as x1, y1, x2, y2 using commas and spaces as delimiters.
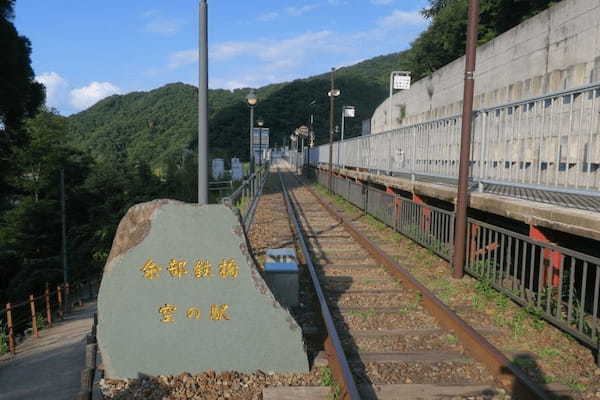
0, 321, 8, 355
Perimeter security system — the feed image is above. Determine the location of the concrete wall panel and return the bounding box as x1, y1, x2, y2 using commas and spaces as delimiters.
372, 0, 600, 134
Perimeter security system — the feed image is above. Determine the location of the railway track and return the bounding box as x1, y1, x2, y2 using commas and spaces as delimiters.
276, 163, 548, 400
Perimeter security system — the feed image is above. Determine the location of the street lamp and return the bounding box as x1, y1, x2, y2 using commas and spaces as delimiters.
246, 90, 258, 174
328, 68, 340, 193
339, 105, 355, 169
257, 119, 264, 167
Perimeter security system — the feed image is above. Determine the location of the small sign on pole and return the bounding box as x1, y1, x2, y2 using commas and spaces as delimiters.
393, 72, 411, 90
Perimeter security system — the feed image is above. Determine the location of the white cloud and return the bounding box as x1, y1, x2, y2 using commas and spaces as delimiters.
141, 9, 160, 18
285, 4, 318, 16
378, 10, 426, 28
35, 72, 69, 109
69, 82, 121, 111
168, 49, 199, 69
145, 19, 184, 36
257, 11, 279, 22
141, 9, 184, 36
371, 0, 394, 5
164, 7, 429, 91
209, 31, 336, 63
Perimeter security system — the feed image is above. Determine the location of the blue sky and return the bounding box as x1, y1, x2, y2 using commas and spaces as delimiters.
14, 0, 429, 115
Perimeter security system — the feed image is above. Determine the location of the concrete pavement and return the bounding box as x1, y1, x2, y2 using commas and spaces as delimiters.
0, 302, 96, 400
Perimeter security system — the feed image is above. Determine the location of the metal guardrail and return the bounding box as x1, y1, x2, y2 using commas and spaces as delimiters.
310, 83, 600, 211
222, 164, 269, 231
466, 219, 600, 351
317, 169, 600, 355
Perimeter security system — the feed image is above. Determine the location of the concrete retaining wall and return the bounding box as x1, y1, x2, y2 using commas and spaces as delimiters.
371, 0, 600, 133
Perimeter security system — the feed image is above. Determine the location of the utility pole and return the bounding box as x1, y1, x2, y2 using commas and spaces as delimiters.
328, 68, 336, 193
453, 0, 480, 279
60, 169, 67, 284
60, 169, 69, 313
198, 0, 209, 205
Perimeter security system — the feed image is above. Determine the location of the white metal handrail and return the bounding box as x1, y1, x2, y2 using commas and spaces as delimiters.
310, 83, 600, 195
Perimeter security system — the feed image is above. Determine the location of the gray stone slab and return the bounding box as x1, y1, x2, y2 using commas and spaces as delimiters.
97, 200, 308, 379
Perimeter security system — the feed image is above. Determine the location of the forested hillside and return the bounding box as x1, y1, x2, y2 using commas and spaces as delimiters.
66, 60, 394, 171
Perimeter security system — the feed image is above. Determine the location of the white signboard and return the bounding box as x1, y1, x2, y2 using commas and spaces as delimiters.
343, 107, 355, 118
393, 74, 411, 90
296, 126, 309, 137
212, 158, 225, 179
231, 163, 243, 181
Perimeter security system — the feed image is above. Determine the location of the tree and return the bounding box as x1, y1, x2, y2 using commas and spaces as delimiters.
0, 0, 46, 203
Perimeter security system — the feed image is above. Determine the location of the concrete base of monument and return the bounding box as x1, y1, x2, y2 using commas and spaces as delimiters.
97, 200, 308, 379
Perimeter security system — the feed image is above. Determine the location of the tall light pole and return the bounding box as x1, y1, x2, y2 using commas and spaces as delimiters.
340, 105, 355, 169
198, 0, 209, 205
257, 119, 264, 167
60, 169, 68, 284
308, 100, 316, 175
246, 90, 257, 174
453, 0, 480, 279
328, 68, 340, 193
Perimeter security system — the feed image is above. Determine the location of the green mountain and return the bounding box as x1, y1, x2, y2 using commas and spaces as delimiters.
66, 53, 402, 170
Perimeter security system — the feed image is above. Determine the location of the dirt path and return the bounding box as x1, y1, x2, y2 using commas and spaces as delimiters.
0, 302, 96, 400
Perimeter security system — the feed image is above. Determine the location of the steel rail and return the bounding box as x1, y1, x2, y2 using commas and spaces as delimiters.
243, 167, 269, 231
278, 170, 362, 400
293, 172, 550, 399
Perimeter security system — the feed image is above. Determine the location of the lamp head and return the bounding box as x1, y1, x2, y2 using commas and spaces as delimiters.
246, 90, 257, 106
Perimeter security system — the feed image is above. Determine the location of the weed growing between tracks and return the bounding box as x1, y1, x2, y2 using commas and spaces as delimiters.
35, 313, 46, 331
320, 366, 341, 400
311, 180, 600, 396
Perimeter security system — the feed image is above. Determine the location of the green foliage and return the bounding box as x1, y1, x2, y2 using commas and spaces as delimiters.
36, 313, 46, 331
66, 74, 385, 174
0, 108, 198, 305
320, 366, 335, 386
320, 366, 341, 400
0, 0, 46, 203
0, 320, 7, 355
445, 334, 459, 345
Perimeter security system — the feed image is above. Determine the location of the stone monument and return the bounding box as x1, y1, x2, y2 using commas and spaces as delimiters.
97, 200, 308, 379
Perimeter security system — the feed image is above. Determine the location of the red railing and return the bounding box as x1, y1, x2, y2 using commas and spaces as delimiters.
0, 278, 99, 355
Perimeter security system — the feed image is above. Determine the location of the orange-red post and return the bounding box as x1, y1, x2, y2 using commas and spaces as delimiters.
412, 193, 431, 231
29, 294, 38, 338
529, 225, 563, 288
44, 283, 52, 327
6, 303, 15, 354
386, 186, 401, 228
64, 283, 71, 314
57, 285, 63, 319
469, 224, 480, 262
